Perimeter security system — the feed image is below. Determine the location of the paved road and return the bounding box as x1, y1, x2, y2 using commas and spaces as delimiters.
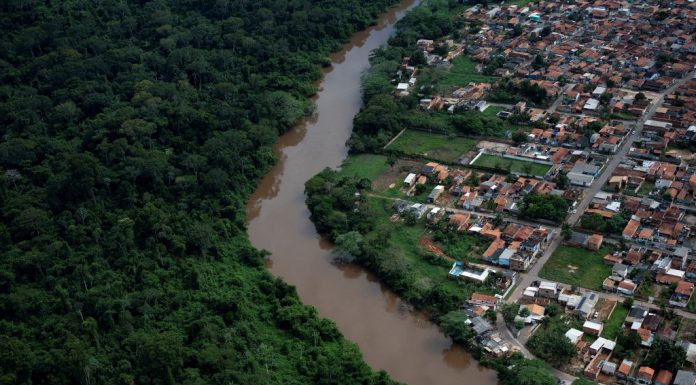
367, 192, 562, 230
548, 83, 575, 113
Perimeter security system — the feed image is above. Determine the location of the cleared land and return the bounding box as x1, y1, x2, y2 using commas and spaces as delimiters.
471, 153, 551, 176
388, 130, 478, 162
539, 245, 613, 291
439, 56, 497, 87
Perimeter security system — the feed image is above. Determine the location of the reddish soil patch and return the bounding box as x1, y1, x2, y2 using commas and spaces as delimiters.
419, 238, 455, 262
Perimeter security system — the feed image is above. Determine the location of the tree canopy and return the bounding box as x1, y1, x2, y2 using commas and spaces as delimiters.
520, 192, 569, 223
0, 0, 402, 384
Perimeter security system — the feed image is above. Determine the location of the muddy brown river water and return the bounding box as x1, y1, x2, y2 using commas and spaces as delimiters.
245, 1, 498, 384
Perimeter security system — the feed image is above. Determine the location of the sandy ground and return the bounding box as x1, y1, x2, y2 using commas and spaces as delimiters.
476, 140, 509, 153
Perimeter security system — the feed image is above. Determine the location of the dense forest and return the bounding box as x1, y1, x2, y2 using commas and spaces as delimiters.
0, 0, 404, 384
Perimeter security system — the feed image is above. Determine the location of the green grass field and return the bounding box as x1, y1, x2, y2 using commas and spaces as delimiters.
539, 245, 613, 291
637, 181, 654, 196
338, 154, 389, 180
471, 154, 551, 176
387, 130, 478, 162
481, 106, 505, 118
368, 197, 454, 281
440, 234, 491, 261
438, 56, 497, 87
502, 0, 535, 6
601, 304, 628, 340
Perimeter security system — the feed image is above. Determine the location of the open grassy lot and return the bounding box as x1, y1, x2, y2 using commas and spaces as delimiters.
471, 153, 551, 176
338, 154, 389, 180
387, 129, 478, 162
687, 293, 696, 314
677, 318, 696, 340
368, 197, 458, 282
367, 196, 498, 296
501, 0, 535, 6
637, 181, 654, 196
439, 234, 491, 261
481, 105, 505, 118
539, 245, 613, 291
601, 303, 628, 340
438, 56, 497, 87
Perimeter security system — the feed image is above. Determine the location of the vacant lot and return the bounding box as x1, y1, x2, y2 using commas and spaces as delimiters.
471, 154, 551, 176
338, 154, 389, 181
388, 129, 478, 162
438, 56, 497, 87
637, 181, 654, 196
601, 303, 628, 340
539, 245, 613, 291
677, 318, 696, 341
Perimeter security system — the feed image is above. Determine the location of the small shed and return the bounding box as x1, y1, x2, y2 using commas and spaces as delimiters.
404, 173, 417, 186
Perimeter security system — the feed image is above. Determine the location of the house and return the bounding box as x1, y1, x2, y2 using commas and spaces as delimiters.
617, 359, 634, 379
583, 320, 603, 336
637, 327, 654, 347
618, 280, 637, 296
589, 337, 616, 354
565, 328, 583, 344
469, 293, 500, 310
674, 370, 696, 385
677, 340, 696, 366
568, 163, 601, 186
637, 366, 655, 385
449, 262, 491, 284
656, 370, 674, 385
670, 281, 694, 308
600, 361, 617, 376
613, 264, 630, 278
538, 281, 558, 298
587, 234, 603, 251
625, 306, 648, 328
642, 314, 663, 332
574, 292, 599, 319
471, 316, 492, 335
623, 218, 640, 240
428, 185, 445, 203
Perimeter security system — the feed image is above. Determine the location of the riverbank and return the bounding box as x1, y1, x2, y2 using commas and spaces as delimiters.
245, 0, 500, 384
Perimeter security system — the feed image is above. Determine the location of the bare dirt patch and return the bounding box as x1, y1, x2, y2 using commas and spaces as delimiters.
419, 238, 455, 262
594, 299, 617, 322
476, 140, 509, 153
373, 159, 422, 191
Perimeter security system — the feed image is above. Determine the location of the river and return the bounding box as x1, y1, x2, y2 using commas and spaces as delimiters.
245, 1, 498, 384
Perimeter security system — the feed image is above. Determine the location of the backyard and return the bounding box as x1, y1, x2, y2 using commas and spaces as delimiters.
539, 245, 613, 291
387, 129, 478, 162
471, 153, 551, 176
